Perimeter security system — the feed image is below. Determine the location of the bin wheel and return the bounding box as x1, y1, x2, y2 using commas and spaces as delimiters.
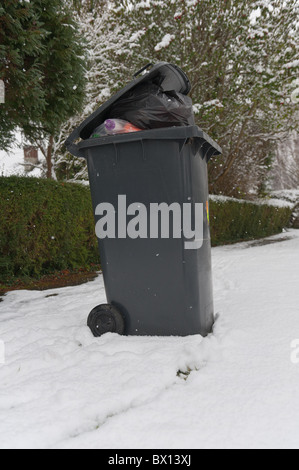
87, 304, 125, 337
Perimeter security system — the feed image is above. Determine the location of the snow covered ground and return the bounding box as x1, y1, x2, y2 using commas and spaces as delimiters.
0, 146, 24, 177
0, 230, 299, 449
0, 133, 43, 178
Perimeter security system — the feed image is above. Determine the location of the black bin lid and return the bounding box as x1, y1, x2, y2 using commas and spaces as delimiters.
75, 62, 192, 141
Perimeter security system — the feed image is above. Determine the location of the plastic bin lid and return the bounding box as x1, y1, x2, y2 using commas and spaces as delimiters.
72, 62, 192, 141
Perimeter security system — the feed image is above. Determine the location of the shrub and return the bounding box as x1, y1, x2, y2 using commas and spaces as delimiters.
0, 176, 99, 284
209, 196, 293, 246
0, 177, 293, 285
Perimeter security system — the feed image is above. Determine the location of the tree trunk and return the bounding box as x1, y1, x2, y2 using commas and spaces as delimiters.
46, 135, 54, 179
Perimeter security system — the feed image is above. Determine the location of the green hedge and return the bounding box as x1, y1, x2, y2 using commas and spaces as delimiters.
0, 177, 293, 285
209, 196, 293, 246
0, 176, 99, 284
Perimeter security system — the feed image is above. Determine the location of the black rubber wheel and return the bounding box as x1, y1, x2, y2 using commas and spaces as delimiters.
87, 304, 125, 337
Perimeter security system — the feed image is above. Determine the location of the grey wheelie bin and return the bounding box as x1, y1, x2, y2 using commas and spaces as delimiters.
65, 62, 222, 337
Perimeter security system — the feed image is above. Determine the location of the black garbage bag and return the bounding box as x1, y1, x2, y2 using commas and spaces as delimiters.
108, 82, 195, 130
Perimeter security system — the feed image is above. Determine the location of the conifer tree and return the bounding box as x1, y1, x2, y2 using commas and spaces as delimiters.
0, 0, 45, 149
0, 0, 86, 178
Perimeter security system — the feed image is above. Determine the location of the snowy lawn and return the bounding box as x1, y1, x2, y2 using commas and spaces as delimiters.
0, 230, 299, 449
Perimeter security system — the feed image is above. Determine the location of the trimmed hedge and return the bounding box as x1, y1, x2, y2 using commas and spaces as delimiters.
0, 177, 293, 284
0, 176, 99, 284
209, 196, 293, 246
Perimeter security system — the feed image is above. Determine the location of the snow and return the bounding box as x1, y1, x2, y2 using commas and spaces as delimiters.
0, 133, 44, 178
210, 194, 294, 209
283, 60, 299, 69
250, 7, 261, 25
0, 146, 24, 177
0, 80, 4, 104
270, 189, 299, 204
129, 30, 146, 45
1, 229, 299, 449
291, 88, 299, 104
193, 100, 224, 113
154, 34, 175, 52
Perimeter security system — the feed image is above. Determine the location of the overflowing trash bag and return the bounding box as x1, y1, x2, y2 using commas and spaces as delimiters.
108, 82, 195, 130
65, 62, 196, 143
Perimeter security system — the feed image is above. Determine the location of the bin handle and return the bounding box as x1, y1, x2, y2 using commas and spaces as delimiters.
64, 126, 83, 158
133, 63, 154, 78
192, 137, 218, 161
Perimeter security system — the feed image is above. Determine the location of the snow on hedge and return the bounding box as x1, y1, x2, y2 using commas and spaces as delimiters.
210, 194, 295, 209
270, 189, 299, 204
